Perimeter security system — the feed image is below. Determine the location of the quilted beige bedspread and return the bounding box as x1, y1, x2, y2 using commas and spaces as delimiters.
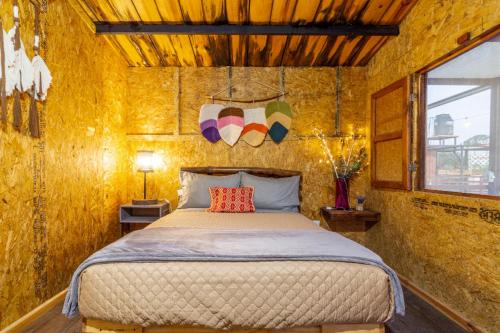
78, 210, 394, 329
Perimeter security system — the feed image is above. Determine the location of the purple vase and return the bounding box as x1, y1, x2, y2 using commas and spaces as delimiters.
335, 178, 350, 209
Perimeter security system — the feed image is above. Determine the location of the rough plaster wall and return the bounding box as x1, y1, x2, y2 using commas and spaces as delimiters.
365, 0, 500, 331
0, 0, 127, 329
125, 67, 369, 237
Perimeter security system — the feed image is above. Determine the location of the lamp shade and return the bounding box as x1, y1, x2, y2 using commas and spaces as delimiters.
136, 150, 155, 172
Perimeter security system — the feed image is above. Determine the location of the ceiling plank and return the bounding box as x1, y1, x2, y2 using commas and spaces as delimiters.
351, 35, 382, 65
226, 0, 249, 23
155, 1, 184, 22
190, 35, 215, 66
298, 35, 329, 65
152, 35, 181, 66
226, 0, 249, 65
270, 0, 297, 23
314, 0, 344, 23
281, 35, 305, 65
338, 36, 363, 64
203, 0, 226, 23
230, 35, 248, 66
106, 0, 141, 20
357, 36, 389, 66
292, 0, 321, 25
359, 0, 392, 23
249, 0, 274, 23
342, 0, 370, 21
326, 35, 347, 65
202, 1, 228, 66
248, 0, 272, 66
178, 0, 210, 66
310, 36, 334, 65
289, 0, 321, 66
178, 0, 205, 23
266, 35, 288, 66
128, 35, 159, 66
114, 35, 149, 66
153, 1, 185, 64
208, 35, 231, 66
168, 35, 198, 66
390, 0, 419, 23
248, 35, 269, 66
111, 0, 167, 66
130, 0, 163, 22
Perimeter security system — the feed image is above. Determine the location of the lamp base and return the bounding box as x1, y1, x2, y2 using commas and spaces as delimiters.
132, 199, 159, 205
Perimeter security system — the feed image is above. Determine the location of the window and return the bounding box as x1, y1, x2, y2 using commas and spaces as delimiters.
420, 30, 500, 197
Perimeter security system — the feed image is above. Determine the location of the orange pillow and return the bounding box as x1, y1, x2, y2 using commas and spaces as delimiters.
207, 187, 255, 213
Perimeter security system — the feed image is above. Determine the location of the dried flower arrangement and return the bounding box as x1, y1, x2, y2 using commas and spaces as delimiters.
314, 128, 368, 209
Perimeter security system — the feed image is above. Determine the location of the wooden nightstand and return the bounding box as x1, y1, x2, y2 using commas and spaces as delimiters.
119, 200, 170, 235
320, 207, 380, 232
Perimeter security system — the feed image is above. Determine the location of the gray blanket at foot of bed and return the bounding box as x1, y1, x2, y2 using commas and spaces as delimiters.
63, 227, 404, 317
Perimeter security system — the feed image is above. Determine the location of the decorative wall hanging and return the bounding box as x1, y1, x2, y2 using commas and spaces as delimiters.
9, 0, 34, 130
31, 9, 51, 102
266, 100, 292, 144
0, 14, 15, 123
241, 107, 268, 147
199, 103, 223, 143
217, 107, 244, 146
201, 67, 292, 146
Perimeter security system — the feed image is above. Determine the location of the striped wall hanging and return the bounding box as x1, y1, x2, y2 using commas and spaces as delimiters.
217, 107, 244, 146
201, 67, 292, 146
241, 107, 268, 147
199, 103, 224, 143
266, 101, 292, 144
199, 101, 292, 146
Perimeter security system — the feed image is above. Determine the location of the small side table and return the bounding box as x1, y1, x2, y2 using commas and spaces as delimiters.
320, 207, 380, 232
119, 200, 170, 235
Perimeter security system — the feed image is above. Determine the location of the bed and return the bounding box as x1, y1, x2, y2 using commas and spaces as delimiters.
65, 167, 402, 333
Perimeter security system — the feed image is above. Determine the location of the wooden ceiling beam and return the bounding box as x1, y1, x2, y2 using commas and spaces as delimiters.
95, 22, 399, 36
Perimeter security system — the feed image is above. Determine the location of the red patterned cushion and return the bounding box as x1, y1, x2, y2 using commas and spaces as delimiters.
207, 187, 255, 213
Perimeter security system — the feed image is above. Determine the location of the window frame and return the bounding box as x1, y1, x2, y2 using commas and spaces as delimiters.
416, 25, 500, 200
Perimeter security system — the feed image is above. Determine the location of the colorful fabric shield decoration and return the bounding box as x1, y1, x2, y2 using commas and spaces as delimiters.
199, 103, 224, 143
266, 101, 292, 144
241, 107, 268, 147
217, 107, 244, 146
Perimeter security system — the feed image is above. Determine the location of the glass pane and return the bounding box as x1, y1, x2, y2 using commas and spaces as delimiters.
424, 33, 500, 196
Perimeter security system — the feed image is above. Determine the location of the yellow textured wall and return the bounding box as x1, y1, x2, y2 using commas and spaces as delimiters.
365, 0, 500, 332
125, 67, 368, 228
0, 0, 127, 329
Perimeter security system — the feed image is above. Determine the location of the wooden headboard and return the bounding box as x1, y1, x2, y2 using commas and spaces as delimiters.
180, 167, 303, 208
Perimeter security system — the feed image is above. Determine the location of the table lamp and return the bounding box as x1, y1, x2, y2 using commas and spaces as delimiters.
133, 150, 158, 205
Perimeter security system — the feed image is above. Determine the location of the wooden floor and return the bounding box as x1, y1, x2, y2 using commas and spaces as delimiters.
20, 287, 467, 333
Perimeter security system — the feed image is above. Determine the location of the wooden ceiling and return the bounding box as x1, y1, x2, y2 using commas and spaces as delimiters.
74, 0, 419, 67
